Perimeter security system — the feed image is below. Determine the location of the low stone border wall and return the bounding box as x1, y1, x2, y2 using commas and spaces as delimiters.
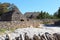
0, 32, 60, 40
0, 21, 41, 29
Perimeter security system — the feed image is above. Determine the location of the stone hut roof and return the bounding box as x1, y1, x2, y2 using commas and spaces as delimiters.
24, 12, 40, 19
0, 8, 26, 21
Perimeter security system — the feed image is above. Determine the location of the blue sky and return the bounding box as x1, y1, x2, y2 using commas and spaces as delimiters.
0, 0, 60, 14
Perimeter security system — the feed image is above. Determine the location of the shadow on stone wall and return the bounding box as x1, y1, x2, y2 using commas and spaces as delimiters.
0, 11, 13, 21
54, 20, 60, 26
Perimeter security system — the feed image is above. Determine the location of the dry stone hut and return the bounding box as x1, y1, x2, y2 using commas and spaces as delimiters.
0, 7, 26, 21
24, 12, 40, 19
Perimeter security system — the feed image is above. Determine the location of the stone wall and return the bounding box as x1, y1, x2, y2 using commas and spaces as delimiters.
0, 20, 41, 29
0, 32, 60, 40
0, 19, 60, 29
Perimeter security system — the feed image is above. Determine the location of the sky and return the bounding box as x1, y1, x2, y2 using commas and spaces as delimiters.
0, 0, 60, 15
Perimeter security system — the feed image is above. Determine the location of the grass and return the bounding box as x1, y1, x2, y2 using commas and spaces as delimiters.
0, 28, 7, 32
0, 28, 16, 35
9, 28, 16, 32
0, 28, 7, 34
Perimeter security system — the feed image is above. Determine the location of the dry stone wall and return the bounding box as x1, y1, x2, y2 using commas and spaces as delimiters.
0, 19, 60, 29
0, 20, 41, 29
0, 32, 60, 40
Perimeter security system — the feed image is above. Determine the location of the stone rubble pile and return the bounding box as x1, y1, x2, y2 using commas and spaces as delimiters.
0, 32, 60, 40
0, 27, 60, 40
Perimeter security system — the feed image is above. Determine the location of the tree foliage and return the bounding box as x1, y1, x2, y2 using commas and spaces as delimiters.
36, 11, 53, 19
0, 3, 10, 15
53, 7, 60, 19
0, 2, 17, 16
57, 7, 60, 18
37, 7, 60, 19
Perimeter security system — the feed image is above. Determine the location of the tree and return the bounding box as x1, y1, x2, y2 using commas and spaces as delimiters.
0, 2, 18, 16
37, 11, 43, 19
57, 7, 60, 18
53, 7, 60, 19
53, 12, 58, 19
0, 3, 10, 15
37, 11, 51, 19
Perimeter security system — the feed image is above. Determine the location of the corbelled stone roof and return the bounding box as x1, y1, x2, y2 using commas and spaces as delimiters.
0, 7, 26, 21
24, 12, 40, 19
